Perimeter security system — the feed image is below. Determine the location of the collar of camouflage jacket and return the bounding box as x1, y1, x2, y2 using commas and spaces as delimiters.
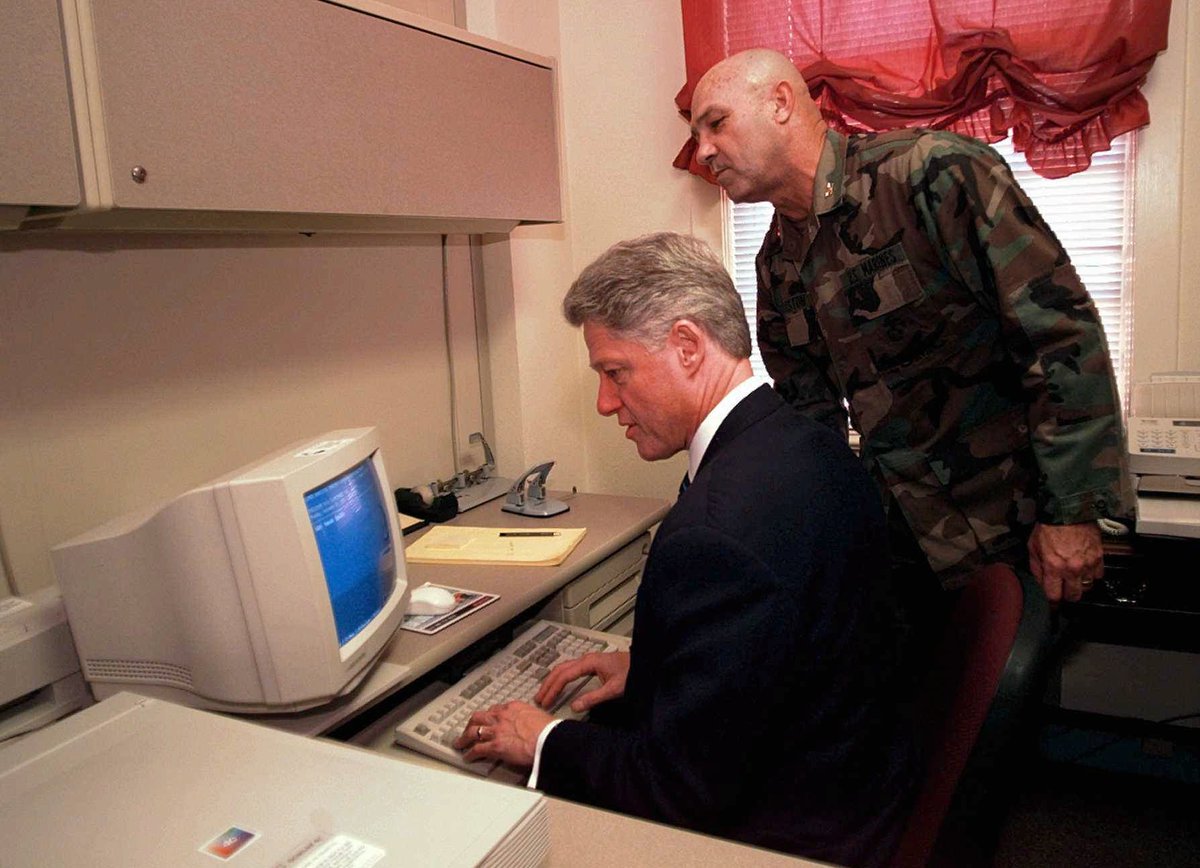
812, 128, 847, 218
777, 128, 848, 260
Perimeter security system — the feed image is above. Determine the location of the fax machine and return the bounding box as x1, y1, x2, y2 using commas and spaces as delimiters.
1127, 374, 1200, 539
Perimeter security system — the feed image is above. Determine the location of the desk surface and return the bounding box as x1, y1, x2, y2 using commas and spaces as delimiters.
546, 798, 822, 866
252, 492, 671, 736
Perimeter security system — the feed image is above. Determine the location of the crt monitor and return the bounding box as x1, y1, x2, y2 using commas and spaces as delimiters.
52, 428, 410, 714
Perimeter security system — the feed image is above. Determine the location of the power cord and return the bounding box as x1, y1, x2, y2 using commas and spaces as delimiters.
1096, 517, 1132, 537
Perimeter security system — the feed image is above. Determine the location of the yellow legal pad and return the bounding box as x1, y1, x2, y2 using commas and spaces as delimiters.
404, 526, 587, 567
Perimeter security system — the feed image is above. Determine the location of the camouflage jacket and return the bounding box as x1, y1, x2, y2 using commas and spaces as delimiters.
757, 128, 1133, 587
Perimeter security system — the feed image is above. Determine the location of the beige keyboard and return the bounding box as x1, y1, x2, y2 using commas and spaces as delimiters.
393, 620, 630, 775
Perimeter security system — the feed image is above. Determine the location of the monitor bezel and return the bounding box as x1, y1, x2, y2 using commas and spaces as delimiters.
217, 429, 409, 708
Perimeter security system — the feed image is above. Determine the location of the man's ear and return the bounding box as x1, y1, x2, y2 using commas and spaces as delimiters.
669, 320, 705, 371
772, 80, 795, 124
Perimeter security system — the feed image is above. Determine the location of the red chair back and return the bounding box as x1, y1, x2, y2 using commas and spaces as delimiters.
890, 562, 1048, 868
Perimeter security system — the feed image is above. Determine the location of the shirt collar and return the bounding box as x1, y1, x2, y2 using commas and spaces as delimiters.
812, 128, 847, 217
686, 376, 771, 484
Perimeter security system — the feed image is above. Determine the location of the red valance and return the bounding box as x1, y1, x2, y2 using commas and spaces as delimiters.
675, 0, 1171, 180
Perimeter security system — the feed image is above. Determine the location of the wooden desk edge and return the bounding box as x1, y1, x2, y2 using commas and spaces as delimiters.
545, 798, 826, 867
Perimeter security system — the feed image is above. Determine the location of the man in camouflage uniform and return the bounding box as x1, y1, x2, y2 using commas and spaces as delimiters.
688, 48, 1133, 607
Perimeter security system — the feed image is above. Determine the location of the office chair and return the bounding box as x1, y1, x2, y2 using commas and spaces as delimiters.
890, 562, 1053, 868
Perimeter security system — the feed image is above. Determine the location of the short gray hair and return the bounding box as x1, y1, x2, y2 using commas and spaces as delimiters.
562, 232, 751, 358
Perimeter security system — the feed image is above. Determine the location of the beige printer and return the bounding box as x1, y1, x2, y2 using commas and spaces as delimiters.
0, 587, 90, 741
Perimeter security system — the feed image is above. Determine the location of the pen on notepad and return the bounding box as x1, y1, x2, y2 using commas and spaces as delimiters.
497, 531, 561, 537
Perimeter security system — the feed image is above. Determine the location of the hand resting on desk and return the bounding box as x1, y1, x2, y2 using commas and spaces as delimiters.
454, 650, 631, 768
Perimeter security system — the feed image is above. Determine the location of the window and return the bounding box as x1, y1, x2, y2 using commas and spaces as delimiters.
727, 133, 1135, 409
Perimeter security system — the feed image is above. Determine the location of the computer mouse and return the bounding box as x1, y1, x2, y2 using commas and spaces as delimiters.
407, 584, 457, 616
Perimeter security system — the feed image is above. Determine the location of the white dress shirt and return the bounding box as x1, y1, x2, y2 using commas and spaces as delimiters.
684, 375, 769, 488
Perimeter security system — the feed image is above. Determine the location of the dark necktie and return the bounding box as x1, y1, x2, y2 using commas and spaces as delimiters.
678, 473, 690, 498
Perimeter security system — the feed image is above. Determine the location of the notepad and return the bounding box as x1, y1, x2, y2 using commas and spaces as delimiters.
404, 526, 587, 566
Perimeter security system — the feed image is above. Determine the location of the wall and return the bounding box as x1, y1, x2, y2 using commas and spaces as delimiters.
0, 234, 466, 594
470, 0, 723, 502
1133, 0, 1200, 379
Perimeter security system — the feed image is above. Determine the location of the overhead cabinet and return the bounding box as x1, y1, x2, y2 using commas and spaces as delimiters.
2, 0, 562, 233
0, 0, 82, 221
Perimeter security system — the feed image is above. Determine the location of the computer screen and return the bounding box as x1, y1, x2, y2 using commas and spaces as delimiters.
306, 458, 396, 646
52, 428, 410, 714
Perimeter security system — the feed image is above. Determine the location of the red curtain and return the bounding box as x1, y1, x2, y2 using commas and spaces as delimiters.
675, 0, 1172, 179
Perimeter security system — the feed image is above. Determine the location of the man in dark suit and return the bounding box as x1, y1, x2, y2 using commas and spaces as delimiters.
456, 232, 915, 867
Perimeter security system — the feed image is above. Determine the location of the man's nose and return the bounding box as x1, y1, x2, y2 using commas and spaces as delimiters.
596, 380, 620, 417
695, 135, 716, 165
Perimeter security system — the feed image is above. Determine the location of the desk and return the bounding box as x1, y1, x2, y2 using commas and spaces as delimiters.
249, 493, 670, 737
545, 799, 820, 867
11, 493, 835, 865
240, 493, 832, 863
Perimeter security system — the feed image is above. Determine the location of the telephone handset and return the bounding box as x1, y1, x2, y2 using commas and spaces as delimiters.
502, 461, 570, 517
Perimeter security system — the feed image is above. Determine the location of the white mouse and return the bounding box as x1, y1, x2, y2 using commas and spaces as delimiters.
407, 584, 457, 616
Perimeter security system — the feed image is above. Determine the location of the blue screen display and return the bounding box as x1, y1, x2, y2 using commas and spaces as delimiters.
304, 457, 396, 646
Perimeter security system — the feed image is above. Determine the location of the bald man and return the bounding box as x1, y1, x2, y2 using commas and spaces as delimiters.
689, 49, 1132, 634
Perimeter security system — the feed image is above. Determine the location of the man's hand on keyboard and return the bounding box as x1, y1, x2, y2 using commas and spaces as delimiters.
454, 701, 552, 768
535, 650, 630, 714
395, 622, 628, 773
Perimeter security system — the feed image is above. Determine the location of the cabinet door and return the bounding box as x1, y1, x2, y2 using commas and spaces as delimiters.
86, 0, 560, 222
0, 0, 81, 209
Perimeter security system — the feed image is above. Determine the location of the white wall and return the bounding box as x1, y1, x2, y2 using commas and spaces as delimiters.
0, 0, 514, 598
470, 0, 723, 501
1133, 0, 1200, 379
0, 234, 461, 594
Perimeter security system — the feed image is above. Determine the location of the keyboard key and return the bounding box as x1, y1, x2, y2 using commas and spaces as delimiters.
460, 675, 492, 699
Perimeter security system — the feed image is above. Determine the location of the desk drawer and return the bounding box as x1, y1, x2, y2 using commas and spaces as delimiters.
560, 533, 650, 608
538, 533, 649, 630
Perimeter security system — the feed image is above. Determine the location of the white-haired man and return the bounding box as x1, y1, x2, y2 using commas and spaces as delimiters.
456, 232, 915, 867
